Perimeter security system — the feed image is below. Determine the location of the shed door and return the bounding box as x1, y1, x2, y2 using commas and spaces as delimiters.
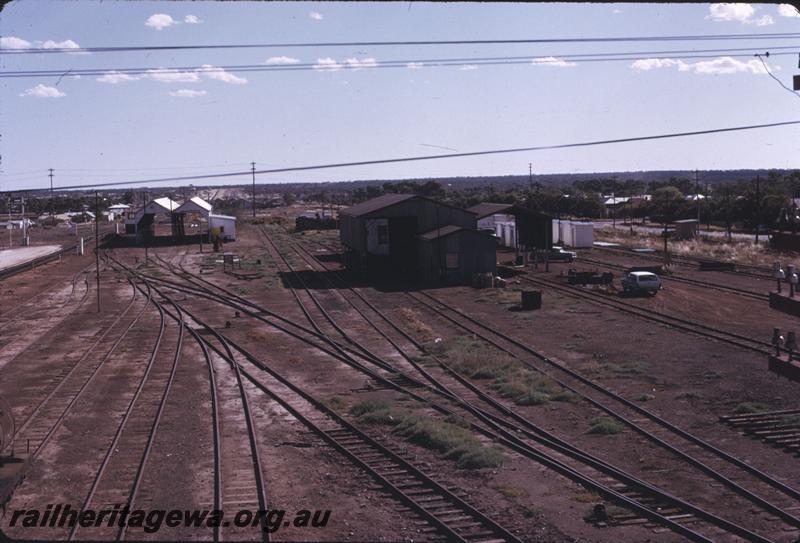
388, 216, 418, 277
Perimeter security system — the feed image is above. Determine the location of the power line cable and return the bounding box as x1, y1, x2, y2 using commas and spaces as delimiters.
755, 53, 800, 101
8, 119, 800, 193
3, 49, 799, 78
3, 32, 800, 54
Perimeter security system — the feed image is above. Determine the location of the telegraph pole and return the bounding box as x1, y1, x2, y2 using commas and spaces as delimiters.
251, 162, 256, 218
695, 170, 700, 236
95, 191, 101, 313
22, 196, 27, 245
48, 168, 54, 224
755, 175, 761, 245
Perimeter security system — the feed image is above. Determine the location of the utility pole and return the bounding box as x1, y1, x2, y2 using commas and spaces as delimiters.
755, 175, 761, 245
725, 187, 732, 242
251, 162, 257, 218
7, 195, 12, 248
95, 191, 101, 313
21, 196, 26, 245
528, 163, 533, 191
695, 170, 700, 237
612, 190, 616, 230
49, 168, 54, 224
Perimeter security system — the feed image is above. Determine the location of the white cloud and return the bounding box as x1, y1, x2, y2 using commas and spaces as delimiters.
612, 8, 621, 14
407, 62, 424, 69
707, 3, 755, 22
145, 13, 178, 30
97, 71, 140, 84
753, 14, 775, 25
313, 58, 342, 71
2, 36, 86, 53
41, 39, 81, 50
706, 3, 774, 25
198, 65, 247, 84
309, 11, 323, 20
631, 56, 768, 75
689, 57, 768, 75
145, 68, 200, 83
265, 56, 300, 65
169, 89, 207, 98
96, 66, 248, 86
184, 14, 203, 24
531, 56, 577, 67
631, 58, 683, 71
1, 36, 31, 49
778, 4, 800, 17
19, 84, 65, 98
345, 57, 377, 70
459, 65, 478, 71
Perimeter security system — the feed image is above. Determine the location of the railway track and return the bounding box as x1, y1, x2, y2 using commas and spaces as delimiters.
9, 280, 150, 461
573, 256, 768, 302
516, 273, 772, 356
283, 234, 800, 541
67, 282, 175, 541
721, 409, 800, 458
116, 254, 521, 543
592, 245, 772, 280
120, 238, 796, 542
106, 256, 272, 542
252, 232, 798, 535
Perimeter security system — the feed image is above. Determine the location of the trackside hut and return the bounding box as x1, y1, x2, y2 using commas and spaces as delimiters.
418, 225, 497, 283
339, 193, 484, 280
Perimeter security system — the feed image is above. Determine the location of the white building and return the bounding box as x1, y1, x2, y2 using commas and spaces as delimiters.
209, 214, 236, 241
552, 220, 594, 248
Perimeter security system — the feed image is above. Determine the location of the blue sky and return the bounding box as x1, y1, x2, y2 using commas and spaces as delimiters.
1, 2, 800, 191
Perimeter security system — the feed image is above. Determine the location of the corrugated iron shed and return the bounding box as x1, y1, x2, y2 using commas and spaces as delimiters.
339, 193, 417, 217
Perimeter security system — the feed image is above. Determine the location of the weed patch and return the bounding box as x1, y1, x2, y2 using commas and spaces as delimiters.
733, 402, 767, 414
349, 399, 503, 469
588, 417, 624, 435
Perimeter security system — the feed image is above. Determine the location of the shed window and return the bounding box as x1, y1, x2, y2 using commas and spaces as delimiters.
446, 253, 459, 269
377, 224, 388, 244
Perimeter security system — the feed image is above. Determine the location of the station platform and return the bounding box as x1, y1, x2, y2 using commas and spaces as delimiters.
0, 245, 64, 274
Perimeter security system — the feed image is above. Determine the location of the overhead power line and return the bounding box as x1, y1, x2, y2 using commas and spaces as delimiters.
9, 119, 800, 193
2, 48, 798, 79
2, 32, 800, 55
755, 53, 800, 101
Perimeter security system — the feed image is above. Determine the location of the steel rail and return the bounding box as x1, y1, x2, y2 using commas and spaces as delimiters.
573, 256, 768, 301
113, 256, 271, 542
117, 294, 186, 541
67, 280, 168, 541
128, 253, 717, 542
592, 245, 771, 279
405, 289, 800, 504
291, 238, 800, 527
12, 279, 153, 460
250, 233, 778, 542
120, 248, 778, 542
10, 279, 138, 444
519, 274, 772, 354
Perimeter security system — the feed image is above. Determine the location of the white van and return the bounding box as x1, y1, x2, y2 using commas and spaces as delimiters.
621, 271, 662, 295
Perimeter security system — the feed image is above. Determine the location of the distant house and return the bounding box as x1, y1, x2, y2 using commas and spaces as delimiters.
106, 203, 131, 221
603, 195, 650, 217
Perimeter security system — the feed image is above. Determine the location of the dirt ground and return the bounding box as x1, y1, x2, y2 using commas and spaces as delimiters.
1, 210, 798, 543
